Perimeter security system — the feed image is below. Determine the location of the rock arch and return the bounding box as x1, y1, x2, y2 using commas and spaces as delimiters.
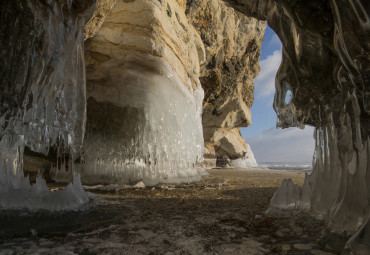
0, 0, 369, 252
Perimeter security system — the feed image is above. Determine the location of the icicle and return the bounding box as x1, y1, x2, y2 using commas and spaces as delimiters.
0, 0, 95, 210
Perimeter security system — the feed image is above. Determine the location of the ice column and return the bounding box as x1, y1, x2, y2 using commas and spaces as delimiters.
51, 0, 206, 185
51, 56, 205, 186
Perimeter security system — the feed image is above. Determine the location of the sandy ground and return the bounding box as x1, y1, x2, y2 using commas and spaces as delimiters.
0, 168, 344, 254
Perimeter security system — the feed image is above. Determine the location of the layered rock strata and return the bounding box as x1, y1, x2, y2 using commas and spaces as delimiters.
186, 0, 264, 167
22, 0, 264, 172
1, 0, 370, 253
63, 0, 207, 185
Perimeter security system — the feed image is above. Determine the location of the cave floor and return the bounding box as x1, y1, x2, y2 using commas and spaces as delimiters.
0, 169, 345, 255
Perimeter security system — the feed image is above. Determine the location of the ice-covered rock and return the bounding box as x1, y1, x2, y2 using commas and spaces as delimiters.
1, 1, 370, 252
203, 128, 257, 167
0, 0, 96, 210
231, 144, 258, 168
223, 0, 370, 251
51, 0, 206, 185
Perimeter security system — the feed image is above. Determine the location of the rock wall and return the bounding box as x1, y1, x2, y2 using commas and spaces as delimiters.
2, 0, 370, 252
62, 0, 207, 185
69, 0, 264, 177
22, 0, 264, 172
186, 0, 265, 167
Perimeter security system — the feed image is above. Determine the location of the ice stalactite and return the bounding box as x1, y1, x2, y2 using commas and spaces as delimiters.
0, 0, 95, 210
222, 0, 370, 252
265, 1, 370, 245
267, 94, 369, 229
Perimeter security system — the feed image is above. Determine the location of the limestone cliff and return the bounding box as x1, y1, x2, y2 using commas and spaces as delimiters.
22, 0, 263, 171
1, 0, 370, 253
186, 0, 265, 167
76, 0, 206, 185
84, 0, 116, 40
80, 0, 263, 172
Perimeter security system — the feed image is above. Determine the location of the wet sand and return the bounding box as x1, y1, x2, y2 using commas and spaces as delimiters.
1, 168, 344, 254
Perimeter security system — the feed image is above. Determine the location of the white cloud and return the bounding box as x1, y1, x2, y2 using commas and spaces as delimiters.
268, 34, 282, 48
247, 126, 315, 163
254, 50, 282, 98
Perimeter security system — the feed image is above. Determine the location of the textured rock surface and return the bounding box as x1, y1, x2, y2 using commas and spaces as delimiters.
85, 0, 205, 89
84, 0, 116, 40
74, 0, 206, 185
1, 0, 370, 253
186, 0, 265, 166
204, 127, 250, 166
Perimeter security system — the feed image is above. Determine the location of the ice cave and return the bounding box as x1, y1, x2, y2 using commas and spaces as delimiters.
0, 0, 369, 254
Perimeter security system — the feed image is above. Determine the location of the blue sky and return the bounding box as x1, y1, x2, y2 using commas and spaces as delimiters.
241, 25, 315, 163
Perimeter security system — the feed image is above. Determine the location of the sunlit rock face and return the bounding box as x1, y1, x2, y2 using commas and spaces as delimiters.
54, 0, 206, 185
204, 127, 257, 167
224, 0, 370, 252
0, 0, 96, 210
84, 0, 117, 40
186, 0, 265, 167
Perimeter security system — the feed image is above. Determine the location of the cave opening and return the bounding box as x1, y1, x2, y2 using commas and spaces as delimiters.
241, 25, 315, 170
0, 0, 369, 253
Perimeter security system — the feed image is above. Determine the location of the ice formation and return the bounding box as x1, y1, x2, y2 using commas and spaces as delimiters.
221, 0, 370, 252
231, 144, 258, 168
51, 58, 206, 186
51, 0, 206, 186
0, 0, 95, 210
270, 29, 370, 234
1, 0, 369, 252
0, 172, 90, 211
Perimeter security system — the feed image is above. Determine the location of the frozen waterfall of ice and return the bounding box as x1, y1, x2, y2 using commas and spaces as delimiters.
51, 57, 206, 186
0, 1, 95, 210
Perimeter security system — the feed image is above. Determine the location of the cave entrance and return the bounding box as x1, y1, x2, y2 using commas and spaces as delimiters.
241, 25, 315, 170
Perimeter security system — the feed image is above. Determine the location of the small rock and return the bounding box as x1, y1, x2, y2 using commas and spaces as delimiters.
282, 244, 291, 251
293, 243, 312, 251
